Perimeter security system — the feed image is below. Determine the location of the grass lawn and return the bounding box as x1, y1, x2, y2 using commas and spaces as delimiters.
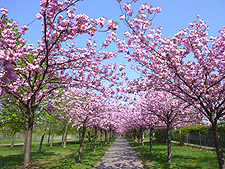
126, 137, 219, 169
0, 138, 78, 145
0, 137, 116, 169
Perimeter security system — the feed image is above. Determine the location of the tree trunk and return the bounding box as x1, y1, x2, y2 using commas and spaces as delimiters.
11, 131, 16, 148
63, 121, 70, 148
61, 132, 64, 146
179, 129, 181, 145
141, 129, 144, 146
107, 130, 110, 144
211, 120, 225, 169
38, 127, 47, 153
105, 130, 107, 145
88, 131, 91, 142
50, 124, 55, 148
94, 127, 97, 152
167, 125, 171, 163
110, 130, 112, 140
100, 129, 103, 147
132, 130, 135, 140
134, 129, 137, 142
149, 128, 153, 152
77, 123, 87, 163
138, 129, 141, 144
47, 129, 50, 146
79, 132, 81, 142
198, 131, 202, 148
23, 112, 34, 169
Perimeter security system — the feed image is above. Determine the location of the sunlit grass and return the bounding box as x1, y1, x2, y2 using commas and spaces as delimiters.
126, 137, 218, 169
0, 138, 77, 144
0, 137, 116, 169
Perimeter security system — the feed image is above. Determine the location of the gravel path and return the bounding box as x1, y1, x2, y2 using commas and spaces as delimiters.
93, 137, 144, 169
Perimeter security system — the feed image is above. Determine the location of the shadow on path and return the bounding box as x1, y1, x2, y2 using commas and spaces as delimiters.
93, 137, 144, 169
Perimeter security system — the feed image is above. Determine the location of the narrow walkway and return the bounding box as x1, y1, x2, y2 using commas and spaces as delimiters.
93, 137, 144, 169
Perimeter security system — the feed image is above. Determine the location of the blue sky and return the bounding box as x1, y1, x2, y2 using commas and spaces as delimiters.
1, 0, 225, 78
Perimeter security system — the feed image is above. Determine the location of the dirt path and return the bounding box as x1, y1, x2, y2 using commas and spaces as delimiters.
93, 137, 144, 169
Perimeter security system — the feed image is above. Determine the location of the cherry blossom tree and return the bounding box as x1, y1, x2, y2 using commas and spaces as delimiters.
48, 88, 113, 163
117, 0, 225, 167
143, 91, 201, 162
0, 0, 120, 167
133, 94, 160, 151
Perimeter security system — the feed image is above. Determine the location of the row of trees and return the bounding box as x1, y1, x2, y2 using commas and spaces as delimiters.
114, 1, 225, 168
0, 0, 123, 167
1, 0, 225, 168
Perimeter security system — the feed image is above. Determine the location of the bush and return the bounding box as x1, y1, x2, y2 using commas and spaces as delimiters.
154, 129, 167, 143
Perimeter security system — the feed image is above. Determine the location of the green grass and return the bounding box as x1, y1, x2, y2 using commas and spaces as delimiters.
0, 138, 78, 144
0, 137, 116, 169
126, 137, 218, 169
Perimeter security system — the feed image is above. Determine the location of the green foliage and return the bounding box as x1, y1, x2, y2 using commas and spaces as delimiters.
0, 94, 24, 136
154, 129, 167, 143
171, 128, 188, 146
184, 125, 211, 133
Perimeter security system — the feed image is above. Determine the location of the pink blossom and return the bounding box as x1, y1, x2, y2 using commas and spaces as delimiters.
147, 6, 154, 14
27, 43, 34, 50
19, 38, 26, 44
35, 13, 43, 20
119, 63, 125, 71
107, 20, 118, 30
123, 3, 131, 11
130, 65, 135, 69
155, 7, 162, 13
86, 39, 93, 48
67, 10, 75, 19
127, 10, 133, 17
0, 88, 4, 96
0, 8, 8, 17
119, 15, 125, 20
13, 21, 19, 27
21, 25, 29, 31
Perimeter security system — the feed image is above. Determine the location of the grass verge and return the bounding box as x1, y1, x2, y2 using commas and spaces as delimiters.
0, 137, 116, 169
126, 137, 218, 169
0, 138, 77, 145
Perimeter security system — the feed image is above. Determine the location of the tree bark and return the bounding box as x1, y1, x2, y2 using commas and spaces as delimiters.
149, 128, 153, 152
50, 124, 55, 148
100, 129, 103, 147
94, 127, 97, 152
109, 129, 112, 140
134, 129, 137, 142
138, 129, 141, 144
11, 131, 16, 148
63, 121, 70, 148
211, 120, 225, 169
167, 125, 171, 163
61, 132, 64, 146
88, 131, 91, 142
105, 130, 107, 145
132, 130, 135, 140
47, 129, 50, 146
38, 127, 47, 153
77, 122, 87, 163
198, 131, 202, 148
23, 110, 34, 169
141, 129, 144, 146
79, 132, 81, 142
